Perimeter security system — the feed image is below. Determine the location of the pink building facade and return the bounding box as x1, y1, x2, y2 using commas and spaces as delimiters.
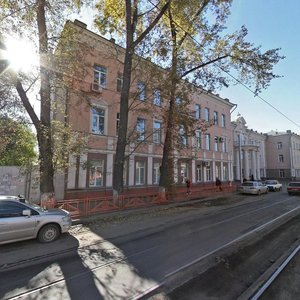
54, 20, 235, 200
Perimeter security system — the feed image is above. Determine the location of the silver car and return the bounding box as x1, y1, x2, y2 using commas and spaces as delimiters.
239, 181, 269, 195
0, 196, 72, 245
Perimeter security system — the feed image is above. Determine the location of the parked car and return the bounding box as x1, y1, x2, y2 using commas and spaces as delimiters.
0, 196, 72, 245
287, 182, 300, 196
264, 180, 282, 192
239, 181, 269, 195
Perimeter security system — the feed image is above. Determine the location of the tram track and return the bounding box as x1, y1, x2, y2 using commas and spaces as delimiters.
239, 241, 300, 300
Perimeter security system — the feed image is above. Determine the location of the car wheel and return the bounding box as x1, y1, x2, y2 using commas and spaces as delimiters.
288, 192, 292, 196
38, 224, 60, 243
274, 188, 277, 192
258, 190, 261, 195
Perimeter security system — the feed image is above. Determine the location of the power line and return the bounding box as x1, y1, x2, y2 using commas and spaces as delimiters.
146, 0, 300, 130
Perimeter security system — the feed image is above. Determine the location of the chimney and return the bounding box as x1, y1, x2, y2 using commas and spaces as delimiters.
74, 19, 87, 29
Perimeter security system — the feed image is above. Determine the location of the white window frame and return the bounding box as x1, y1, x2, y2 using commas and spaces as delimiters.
279, 154, 284, 163
196, 164, 202, 182
277, 142, 283, 150
204, 107, 210, 122
153, 120, 162, 144
195, 104, 201, 119
117, 72, 123, 92
153, 162, 160, 184
214, 136, 219, 151
93, 65, 107, 88
137, 80, 146, 101
221, 114, 226, 127
213, 111, 218, 125
222, 136, 227, 152
179, 125, 188, 146
205, 133, 211, 150
195, 130, 202, 149
136, 118, 146, 140
136, 161, 146, 185
91, 106, 106, 135
89, 160, 104, 187
153, 89, 161, 106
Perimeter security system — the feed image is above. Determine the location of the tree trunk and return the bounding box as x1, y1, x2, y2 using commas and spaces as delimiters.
36, 0, 55, 196
159, 8, 178, 191
112, 0, 135, 194
113, 49, 133, 194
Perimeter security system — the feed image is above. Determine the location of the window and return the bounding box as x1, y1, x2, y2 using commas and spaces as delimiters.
279, 154, 284, 163
221, 136, 227, 152
221, 114, 226, 127
179, 162, 188, 183
137, 81, 146, 101
153, 163, 160, 184
195, 130, 202, 149
206, 166, 211, 181
0, 201, 26, 218
213, 111, 218, 125
153, 120, 162, 144
205, 133, 211, 150
89, 160, 104, 187
153, 89, 161, 106
195, 104, 201, 119
116, 113, 120, 135
196, 165, 202, 182
223, 165, 229, 180
92, 107, 105, 135
93, 65, 107, 87
277, 142, 283, 150
117, 72, 123, 92
179, 125, 188, 146
204, 107, 210, 122
136, 118, 146, 140
279, 169, 285, 178
214, 136, 219, 151
136, 161, 145, 185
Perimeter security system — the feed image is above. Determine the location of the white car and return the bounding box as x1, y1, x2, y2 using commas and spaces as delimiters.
0, 196, 72, 245
265, 180, 282, 192
239, 181, 269, 195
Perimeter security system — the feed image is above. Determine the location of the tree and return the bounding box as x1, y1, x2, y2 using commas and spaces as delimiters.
148, 0, 284, 189
0, 117, 37, 166
95, 0, 171, 194
0, 0, 85, 200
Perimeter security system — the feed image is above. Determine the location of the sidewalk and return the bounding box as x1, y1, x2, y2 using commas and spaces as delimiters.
0, 193, 240, 271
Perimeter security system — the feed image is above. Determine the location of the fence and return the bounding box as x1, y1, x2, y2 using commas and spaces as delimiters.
57, 183, 236, 220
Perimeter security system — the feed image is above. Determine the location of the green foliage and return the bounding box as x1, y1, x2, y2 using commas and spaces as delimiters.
0, 118, 37, 166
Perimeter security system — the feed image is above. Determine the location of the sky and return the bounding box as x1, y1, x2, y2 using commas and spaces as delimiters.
220, 0, 300, 134
76, 0, 300, 135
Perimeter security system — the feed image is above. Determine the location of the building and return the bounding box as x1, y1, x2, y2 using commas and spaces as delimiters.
266, 130, 300, 180
54, 20, 236, 200
232, 115, 267, 181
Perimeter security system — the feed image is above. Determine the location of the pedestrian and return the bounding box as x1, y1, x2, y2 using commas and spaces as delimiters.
186, 178, 191, 195
250, 174, 254, 181
216, 177, 222, 191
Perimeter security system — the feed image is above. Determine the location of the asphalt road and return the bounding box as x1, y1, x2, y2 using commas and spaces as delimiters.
0, 191, 299, 300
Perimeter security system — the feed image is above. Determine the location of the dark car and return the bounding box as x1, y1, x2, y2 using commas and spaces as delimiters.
287, 182, 300, 195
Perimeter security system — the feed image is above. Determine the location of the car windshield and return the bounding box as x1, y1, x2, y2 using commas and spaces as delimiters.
265, 180, 276, 184
242, 182, 255, 186
289, 182, 300, 187
25, 202, 47, 213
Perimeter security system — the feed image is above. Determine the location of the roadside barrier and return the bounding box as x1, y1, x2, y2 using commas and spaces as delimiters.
57, 183, 236, 219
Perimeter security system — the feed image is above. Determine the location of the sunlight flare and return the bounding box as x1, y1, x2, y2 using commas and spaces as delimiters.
4, 37, 39, 72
